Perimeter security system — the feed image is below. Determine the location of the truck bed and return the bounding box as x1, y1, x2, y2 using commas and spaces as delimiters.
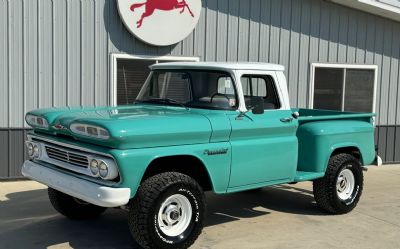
293, 108, 375, 124
293, 108, 376, 176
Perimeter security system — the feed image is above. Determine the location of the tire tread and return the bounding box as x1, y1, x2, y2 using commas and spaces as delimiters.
129, 172, 205, 249
313, 153, 363, 214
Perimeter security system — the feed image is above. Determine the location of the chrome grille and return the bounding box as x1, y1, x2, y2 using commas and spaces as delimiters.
45, 146, 88, 168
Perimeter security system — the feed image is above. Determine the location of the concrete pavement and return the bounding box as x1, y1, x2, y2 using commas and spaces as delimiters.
0, 165, 399, 249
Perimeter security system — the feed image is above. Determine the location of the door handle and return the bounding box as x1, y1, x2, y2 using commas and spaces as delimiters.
280, 117, 293, 123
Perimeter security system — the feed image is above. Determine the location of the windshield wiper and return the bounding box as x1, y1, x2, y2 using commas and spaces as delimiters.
138, 98, 189, 110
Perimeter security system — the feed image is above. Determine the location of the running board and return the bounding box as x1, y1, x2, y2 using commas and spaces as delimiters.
294, 171, 325, 182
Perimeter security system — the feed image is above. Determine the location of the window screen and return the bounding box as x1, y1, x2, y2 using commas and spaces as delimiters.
116, 59, 154, 105
344, 69, 375, 112
313, 66, 376, 113
154, 72, 191, 103
313, 68, 344, 111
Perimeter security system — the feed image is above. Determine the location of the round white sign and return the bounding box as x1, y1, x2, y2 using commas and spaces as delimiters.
117, 0, 202, 46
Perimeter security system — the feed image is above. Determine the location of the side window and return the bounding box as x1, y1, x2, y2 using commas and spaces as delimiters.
240, 75, 281, 110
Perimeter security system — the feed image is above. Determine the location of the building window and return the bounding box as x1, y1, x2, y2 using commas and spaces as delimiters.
110, 54, 199, 106
310, 64, 378, 113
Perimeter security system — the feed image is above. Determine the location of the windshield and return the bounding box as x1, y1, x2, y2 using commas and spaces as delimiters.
136, 70, 238, 110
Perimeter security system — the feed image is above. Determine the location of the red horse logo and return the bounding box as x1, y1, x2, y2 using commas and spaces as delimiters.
130, 0, 195, 28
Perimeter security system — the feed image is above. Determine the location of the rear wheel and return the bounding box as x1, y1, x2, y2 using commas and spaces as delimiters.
48, 188, 107, 219
129, 172, 206, 249
313, 153, 363, 214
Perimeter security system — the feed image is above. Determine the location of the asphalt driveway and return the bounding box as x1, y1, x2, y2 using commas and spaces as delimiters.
0, 165, 399, 249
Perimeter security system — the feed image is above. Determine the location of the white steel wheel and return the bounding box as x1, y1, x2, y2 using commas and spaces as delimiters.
157, 194, 193, 237
336, 168, 355, 201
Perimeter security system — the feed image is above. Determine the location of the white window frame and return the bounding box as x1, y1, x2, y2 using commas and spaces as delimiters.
109, 53, 200, 106
309, 63, 378, 113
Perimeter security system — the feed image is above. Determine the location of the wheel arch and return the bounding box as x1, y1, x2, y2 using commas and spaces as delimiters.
141, 155, 214, 192
328, 144, 364, 166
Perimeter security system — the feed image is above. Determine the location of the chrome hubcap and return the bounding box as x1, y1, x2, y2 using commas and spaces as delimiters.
158, 194, 192, 237
336, 168, 355, 201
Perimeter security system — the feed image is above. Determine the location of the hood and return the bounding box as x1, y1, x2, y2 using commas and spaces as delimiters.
27, 105, 212, 149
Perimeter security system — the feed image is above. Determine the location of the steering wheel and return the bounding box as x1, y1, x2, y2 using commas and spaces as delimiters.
210, 93, 230, 103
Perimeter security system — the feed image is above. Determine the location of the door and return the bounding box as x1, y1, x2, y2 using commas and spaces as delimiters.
228, 71, 298, 188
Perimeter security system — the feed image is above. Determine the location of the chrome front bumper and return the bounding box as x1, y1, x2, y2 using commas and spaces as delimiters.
22, 160, 131, 207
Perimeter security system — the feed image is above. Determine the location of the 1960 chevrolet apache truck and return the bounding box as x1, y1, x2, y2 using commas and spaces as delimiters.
22, 62, 381, 249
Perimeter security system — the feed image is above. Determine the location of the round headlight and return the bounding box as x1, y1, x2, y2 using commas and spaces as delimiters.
90, 160, 99, 176
27, 143, 34, 157
99, 162, 108, 178
33, 144, 40, 158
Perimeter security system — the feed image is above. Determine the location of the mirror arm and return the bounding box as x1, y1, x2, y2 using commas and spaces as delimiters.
236, 108, 254, 121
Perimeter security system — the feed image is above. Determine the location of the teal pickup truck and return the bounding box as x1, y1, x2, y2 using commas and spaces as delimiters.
22, 62, 381, 249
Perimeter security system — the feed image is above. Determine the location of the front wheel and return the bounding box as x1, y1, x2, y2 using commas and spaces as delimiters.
129, 172, 206, 249
313, 153, 364, 214
48, 188, 107, 219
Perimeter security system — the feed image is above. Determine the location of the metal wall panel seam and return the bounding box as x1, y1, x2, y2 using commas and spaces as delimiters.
22, 0, 25, 128
355, 12, 367, 64
94, 0, 97, 106
287, 0, 295, 78
305, 1, 313, 107
297, 0, 311, 108
236, 0, 240, 61
387, 23, 399, 125
256, 0, 262, 62
397, 43, 400, 124
347, 12, 357, 63
364, 15, 376, 64
318, 1, 329, 62
339, 6, 347, 63
246, 0, 252, 61
107, 0, 110, 105
373, 19, 384, 126
37, 0, 40, 109
52, 0, 55, 107
379, 20, 392, 124
328, 6, 339, 62
288, 0, 300, 107
80, 0, 83, 106
7, 0, 10, 128
65, 0, 69, 106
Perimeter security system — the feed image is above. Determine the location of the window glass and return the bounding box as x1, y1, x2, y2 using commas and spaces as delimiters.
154, 72, 191, 103
217, 77, 235, 95
313, 68, 344, 111
240, 75, 280, 110
312, 66, 376, 112
137, 70, 237, 110
344, 69, 375, 112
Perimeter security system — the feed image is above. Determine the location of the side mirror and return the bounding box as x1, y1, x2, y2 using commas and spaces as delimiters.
251, 97, 264, 115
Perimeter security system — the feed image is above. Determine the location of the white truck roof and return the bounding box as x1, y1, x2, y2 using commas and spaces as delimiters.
150, 62, 285, 71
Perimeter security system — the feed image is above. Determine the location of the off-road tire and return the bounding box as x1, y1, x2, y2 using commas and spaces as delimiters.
129, 172, 206, 249
48, 188, 107, 219
313, 153, 363, 214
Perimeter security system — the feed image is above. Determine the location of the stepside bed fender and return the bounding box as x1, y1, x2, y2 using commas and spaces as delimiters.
296, 120, 376, 174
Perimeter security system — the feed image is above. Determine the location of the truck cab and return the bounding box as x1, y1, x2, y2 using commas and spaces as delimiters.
22, 62, 380, 249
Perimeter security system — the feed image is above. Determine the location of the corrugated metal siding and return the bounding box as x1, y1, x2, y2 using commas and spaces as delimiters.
376, 126, 400, 163
0, 129, 28, 179
1, 0, 400, 128
1, 0, 400, 177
